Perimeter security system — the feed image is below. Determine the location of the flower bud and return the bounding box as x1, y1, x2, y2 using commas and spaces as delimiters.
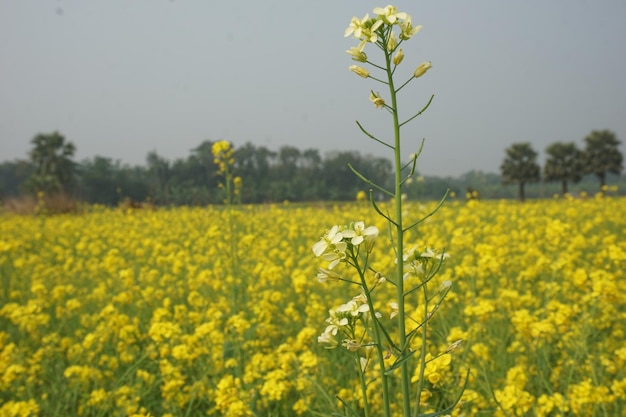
349, 65, 370, 78
393, 48, 404, 65
346, 46, 367, 62
317, 268, 341, 283
387, 32, 398, 52
369, 91, 385, 108
413, 61, 432, 78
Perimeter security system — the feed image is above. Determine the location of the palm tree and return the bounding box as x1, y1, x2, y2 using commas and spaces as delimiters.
27, 131, 76, 194
583, 130, 623, 190
544, 142, 584, 195
500, 142, 540, 202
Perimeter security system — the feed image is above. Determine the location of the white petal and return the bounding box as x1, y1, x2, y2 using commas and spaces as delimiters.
312, 240, 327, 257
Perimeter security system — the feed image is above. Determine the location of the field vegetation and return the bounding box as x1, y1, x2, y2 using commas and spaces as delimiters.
1, 194, 625, 416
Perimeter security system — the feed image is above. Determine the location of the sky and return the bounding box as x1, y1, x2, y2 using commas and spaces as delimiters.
1, 0, 625, 177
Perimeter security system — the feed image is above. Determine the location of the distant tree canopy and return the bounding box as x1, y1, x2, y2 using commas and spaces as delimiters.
583, 129, 623, 189
498, 130, 624, 199
1, 130, 624, 206
500, 142, 541, 201
25, 132, 76, 194
3, 137, 397, 205
544, 142, 584, 195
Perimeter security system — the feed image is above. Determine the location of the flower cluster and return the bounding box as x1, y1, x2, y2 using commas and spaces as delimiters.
211, 140, 234, 175
312, 222, 379, 270
2, 198, 626, 415
345, 5, 420, 51
318, 291, 378, 350
402, 246, 450, 280
211, 140, 241, 204
344, 4, 431, 92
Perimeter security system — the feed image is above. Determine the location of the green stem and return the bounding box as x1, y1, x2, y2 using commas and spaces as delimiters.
383, 40, 411, 417
413, 283, 429, 416
354, 251, 391, 417
356, 352, 371, 417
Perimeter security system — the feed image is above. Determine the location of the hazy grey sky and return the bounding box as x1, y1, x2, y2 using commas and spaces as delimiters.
2, 1, 625, 177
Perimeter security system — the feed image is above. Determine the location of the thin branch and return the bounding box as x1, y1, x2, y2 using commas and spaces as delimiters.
400, 140, 425, 186
399, 94, 435, 127
356, 121, 394, 150
369, 75, 390, 85
365, 60, 388, 72
394, 76, 414, 94
411, 139, 426, 168
404, 257, 446, 297
349, 164, 394, 197
402, 188, 449, 233
370, 191, 397, 226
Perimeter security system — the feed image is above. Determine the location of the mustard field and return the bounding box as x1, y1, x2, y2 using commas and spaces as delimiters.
1, 196, 625, 416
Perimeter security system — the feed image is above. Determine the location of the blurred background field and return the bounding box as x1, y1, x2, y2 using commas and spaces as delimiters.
1, 196, 625, 416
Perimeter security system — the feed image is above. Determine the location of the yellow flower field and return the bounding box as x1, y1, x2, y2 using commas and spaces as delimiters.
1, 196, 625, 416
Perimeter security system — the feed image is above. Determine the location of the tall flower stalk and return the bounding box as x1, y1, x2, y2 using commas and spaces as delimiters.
212, 140, 248, 379
313, 5, 466, 417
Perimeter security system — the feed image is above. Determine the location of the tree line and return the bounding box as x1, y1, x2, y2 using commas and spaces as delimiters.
0, 134, 395, 205
501, 129, 623, 201
0, 129, 623, 207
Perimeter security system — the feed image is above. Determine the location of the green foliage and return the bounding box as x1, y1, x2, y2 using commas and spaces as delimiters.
25, 131, 76, 195
583, 129, 624, 189
77, 156, 150, 205
2, 132, 625, 205
543, 142, 584, 195
146, 151, 172, 204
500, 143, 541, 201
0, 160, 33, 197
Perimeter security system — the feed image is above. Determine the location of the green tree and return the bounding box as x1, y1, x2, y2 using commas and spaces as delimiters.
272, 146, 302, 201
25, 132, 76, 194
234, 142, 275, 203
500, 142, 540, 202
583, 129, 623, 190
0, 159, 34, 198
544, 142, 584, 195
78, 156, 122, 205
299, 149, 323, 200
146, 151, 171, 204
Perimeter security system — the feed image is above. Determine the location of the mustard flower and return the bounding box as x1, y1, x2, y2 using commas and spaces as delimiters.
387, 31, 398, 52
439, 280, 452, 293
322, 247, 347, 269
344, 13, 383, 43
349, 65, 370, 78
373, 5, 408, 25
389, 301, 399, 319
344, 15, 365, 38
399, 17, 422, 40
342, 339, 363, 352
343, 221, 379, 246
337, 300, 370, 317
312, 225, 344, 257
346, 46, 367, 62
233, 176, 242, 194
393, 48, 404, 65
445, 339, 464, 353
413, 61, 432, 78
421, 248, 450, 260
317, 268, 341, 283
211, 140, 234, 174
369, 91, 385, 109
318, 326, 339, 347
